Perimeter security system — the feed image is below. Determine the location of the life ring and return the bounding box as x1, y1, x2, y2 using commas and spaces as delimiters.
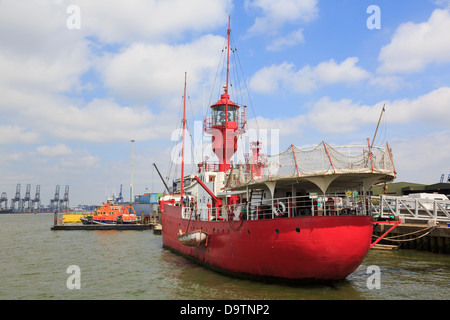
273, 201, 286, 216
58, 218, 62, 224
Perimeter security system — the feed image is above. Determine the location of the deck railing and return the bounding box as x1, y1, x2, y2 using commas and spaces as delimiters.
181, 193, 373, 222
371, 195, 450, 223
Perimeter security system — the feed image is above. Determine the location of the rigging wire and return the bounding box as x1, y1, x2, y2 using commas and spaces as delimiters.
167, 23, 265, 184
208, 37, 228, 111
166, 93, 186, 186
185, 88, 198, 176
231, 32, 260, 134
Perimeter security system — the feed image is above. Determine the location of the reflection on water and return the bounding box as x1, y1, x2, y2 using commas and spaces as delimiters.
0, 214, 448, 300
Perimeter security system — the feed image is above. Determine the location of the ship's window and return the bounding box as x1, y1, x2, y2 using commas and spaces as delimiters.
212, 105, 238, 125
296, 227, 301, 233
247, 230, 250, 235
275, 229, 279, 234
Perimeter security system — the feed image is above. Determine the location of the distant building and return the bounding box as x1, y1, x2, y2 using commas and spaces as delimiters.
371, 182, 450, 197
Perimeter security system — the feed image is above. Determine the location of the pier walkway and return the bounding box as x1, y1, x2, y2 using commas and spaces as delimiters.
372, 195, 450, 224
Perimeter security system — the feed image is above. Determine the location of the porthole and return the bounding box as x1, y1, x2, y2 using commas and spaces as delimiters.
247, 230, 251, 235
296, 227, 301, 233
275, 229, 279, 234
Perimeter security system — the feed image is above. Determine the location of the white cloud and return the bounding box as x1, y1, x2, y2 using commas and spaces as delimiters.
434, 0, 450, 8
368, 75, 404, 92
0, 50, 90, 94
60, 155, 100, 169
34, 144, 100, 170
245, 0, 319, 36
76, 0, 231, 44
306, 86, 450, 134
392, 131, 450, 184
307, 97, 378, 134
35, 97, 169, 143
314, 57, 371, 84
0, 83, 175, 143
0, 126, 39, 145
100, 34, 226, 105
266, 28, 305, 51
36, 144, 73, 157
0, 0, 229, 145
250, 57, 371, 93
388, 86, 450, 126
0, 2, 91, 94
378, 8, 450, 74
248, 114, 306, 137
249, 62, 297, 93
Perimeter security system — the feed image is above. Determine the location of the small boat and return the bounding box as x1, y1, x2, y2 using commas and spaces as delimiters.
81, 202, 138, 225
177, 230, 208, 247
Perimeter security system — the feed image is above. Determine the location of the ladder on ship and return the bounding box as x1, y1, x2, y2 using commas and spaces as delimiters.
249, 189, 264, 219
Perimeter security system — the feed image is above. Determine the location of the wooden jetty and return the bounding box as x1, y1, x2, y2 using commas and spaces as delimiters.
50, 210, 157, 231
373, 222, 450, 254
51, 224, 151, 231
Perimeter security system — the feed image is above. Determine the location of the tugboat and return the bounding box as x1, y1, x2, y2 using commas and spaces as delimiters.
159, 16, 397, 282
81, 202, 138, 225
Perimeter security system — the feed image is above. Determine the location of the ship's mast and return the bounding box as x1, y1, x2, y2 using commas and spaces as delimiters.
225, 15, 230, 128
180, 72, 187, 200
203, 15, 245, 173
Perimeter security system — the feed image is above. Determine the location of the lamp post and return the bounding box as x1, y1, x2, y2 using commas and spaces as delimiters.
130, 139, 135, 202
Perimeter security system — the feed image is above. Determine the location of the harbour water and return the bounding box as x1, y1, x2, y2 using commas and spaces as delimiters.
1, 213, 449, 300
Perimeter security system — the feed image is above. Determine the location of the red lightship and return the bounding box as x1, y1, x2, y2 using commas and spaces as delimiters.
159, 16, 397, 282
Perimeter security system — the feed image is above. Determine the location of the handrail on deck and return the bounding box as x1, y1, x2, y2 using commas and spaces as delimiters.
371, 195, 450, 223
181, 193, 373, 222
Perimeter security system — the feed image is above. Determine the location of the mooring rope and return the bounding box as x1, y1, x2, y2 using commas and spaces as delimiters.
372, 226, 437, 242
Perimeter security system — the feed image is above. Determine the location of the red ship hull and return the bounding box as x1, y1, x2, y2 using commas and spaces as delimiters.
161, 204, 373, 282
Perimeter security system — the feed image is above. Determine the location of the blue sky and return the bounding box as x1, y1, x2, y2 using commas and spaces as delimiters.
1, 0, 450, 206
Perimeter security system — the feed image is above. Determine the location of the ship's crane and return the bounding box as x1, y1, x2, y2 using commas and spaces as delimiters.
32, 185, 41, 211
193, 176, 223, 208
0, 192, 7, 209
10, 183, 22, 211
60, 185, 69, 211
50, 185, 60, 211
153, 163, 171, 194
23, 184, 32, 211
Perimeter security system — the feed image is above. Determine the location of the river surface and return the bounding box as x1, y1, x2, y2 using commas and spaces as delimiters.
0, 213, 448, 300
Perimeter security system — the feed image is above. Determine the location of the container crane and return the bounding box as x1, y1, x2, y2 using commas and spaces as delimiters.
23, 184, 32, 211
50, 185, 60, 211
60, 185, 69, 211
10, 183, 22, 211
0, 192, 7, 209
32, 185, 41, 211
115, 184, 123, 203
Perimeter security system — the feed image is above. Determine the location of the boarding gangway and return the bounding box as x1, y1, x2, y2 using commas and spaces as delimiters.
372, 195, 450, 224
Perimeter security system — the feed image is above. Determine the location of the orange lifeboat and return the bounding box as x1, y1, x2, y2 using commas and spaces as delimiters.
81, 202, 138, 225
